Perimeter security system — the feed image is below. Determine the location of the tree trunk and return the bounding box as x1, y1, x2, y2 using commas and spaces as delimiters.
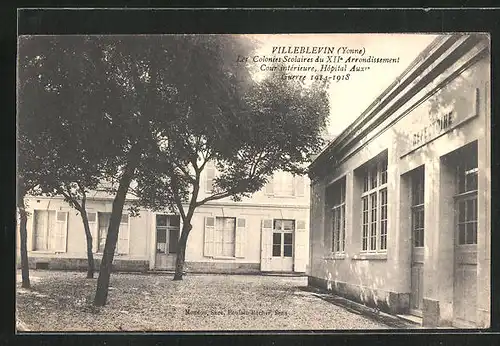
79, 210, 95, 279
93, 158, 137, 307
18, 199, 30, 289
173, 222, 192, 281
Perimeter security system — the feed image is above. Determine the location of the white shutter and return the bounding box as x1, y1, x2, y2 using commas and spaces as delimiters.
54, 211, 68, 253
261, 219, 273, 271
295, 175, 305, 197
294, 220, 307, 273
87, 212, 98, 253
235, 218, 246, 258
117, 214, 129, 254
204, 216, 215, 257
206, 166, 216, 193
33, 210, 46, 251
27, 211, 34, 251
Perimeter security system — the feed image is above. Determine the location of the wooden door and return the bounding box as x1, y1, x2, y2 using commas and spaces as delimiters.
453, 196, 478, 327
410, 166, 425, 316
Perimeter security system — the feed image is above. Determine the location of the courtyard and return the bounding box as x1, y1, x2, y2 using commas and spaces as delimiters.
15, 270, 404, 331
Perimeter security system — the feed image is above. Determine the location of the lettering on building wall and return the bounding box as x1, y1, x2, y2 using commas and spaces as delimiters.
401, 87, 480, 158
411, 111, 454, 147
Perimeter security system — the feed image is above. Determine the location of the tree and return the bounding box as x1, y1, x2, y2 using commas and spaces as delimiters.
134, 67, 330, 280
18, 36, 119, 280
89, 34, 260, 306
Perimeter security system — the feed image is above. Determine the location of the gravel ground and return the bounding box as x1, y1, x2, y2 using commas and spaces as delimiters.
16, 270, 389, 331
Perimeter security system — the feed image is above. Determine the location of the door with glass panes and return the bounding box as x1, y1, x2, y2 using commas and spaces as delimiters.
410, 166, 425, 317
452, 142, 478, 327
269, 219, 294, 271
155, 214, 180, 270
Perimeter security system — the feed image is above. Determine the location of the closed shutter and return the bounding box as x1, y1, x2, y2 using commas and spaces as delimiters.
33, 210, 47, 251
235, 218, 246, 258
117, 214, 129, 254
203, 216, 215, 257
87, 212, 98, 253
27, 211, 33, 251
54, 211, 68, 253
295, 175, 305, 197
206, 166, 216, 193
294, 220, 307, 273
261, 219, 273, 271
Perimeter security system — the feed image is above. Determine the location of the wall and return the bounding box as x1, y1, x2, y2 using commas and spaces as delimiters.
18, 172, 312, 274
19, 195, 151, 271
182, 203, 309, 271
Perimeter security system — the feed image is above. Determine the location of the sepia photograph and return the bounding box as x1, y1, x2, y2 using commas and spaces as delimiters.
15, 30, 491, 332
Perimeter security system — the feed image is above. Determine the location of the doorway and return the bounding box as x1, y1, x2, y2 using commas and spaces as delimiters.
451, 142, 478, 327
269, 219, 294, 272
154, 214, 180, 270
409, 166, 425, 317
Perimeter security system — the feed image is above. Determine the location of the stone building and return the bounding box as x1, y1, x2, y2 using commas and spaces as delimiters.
307, 33, 490, 328
18, 169, 310, 274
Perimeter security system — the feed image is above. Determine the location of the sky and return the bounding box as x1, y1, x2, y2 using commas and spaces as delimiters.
245, 34, 440, 137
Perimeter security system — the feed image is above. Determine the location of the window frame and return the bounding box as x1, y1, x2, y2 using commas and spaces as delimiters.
32, 209, 55, 252
96, 212, 130, 254
214, 216, 237, 258
32, 209, 68, 253
410, 167, 425, 248
454, 144, 478, 246
360, 155, 388, 253
272, 219, 295, 258
329, 178, 346, 254
155, 214, 181, 255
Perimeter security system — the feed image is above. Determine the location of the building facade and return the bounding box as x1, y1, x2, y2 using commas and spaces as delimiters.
307, 33, 490, 328
18, 170, 310, 274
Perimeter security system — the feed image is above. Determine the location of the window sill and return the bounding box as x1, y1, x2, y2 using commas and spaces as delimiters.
266, 194, 297, 198
30, 250, 62, 255
324, 253, 346, 260
211, 256, 236, 260
352, 253, 387, 260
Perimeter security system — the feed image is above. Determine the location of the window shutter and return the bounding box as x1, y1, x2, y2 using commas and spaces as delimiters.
27, 212, 33, 251
54, 211, 68, 253
294, 220, 307, 273
33, 210, 46, 251
261, 219, 273, 271
204, 216, 215, 257
235, 218, 246, 258
206, 167, 216, 193
117, 214, 129, 254
87, 212, 98, 253
295, 175, 305, 197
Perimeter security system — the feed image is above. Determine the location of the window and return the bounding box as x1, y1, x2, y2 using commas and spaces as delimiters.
455, 142, 478, 245
265, 172, 305, 197
206, 165, 216, 193
274, 172, 295, 196
411, 167, 425, 248
33, 210, 67, 252
360, 154, 388, 252
98, 213, 111, 253
156, 215, 180, 254
98, 212, 129, 253
34, 210, 56, 251
215, 217, 236, 257
272, 219, 294, 257
327, 178, 346, 253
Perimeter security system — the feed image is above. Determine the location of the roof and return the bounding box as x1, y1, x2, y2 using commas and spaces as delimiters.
308, 33, 489, 178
